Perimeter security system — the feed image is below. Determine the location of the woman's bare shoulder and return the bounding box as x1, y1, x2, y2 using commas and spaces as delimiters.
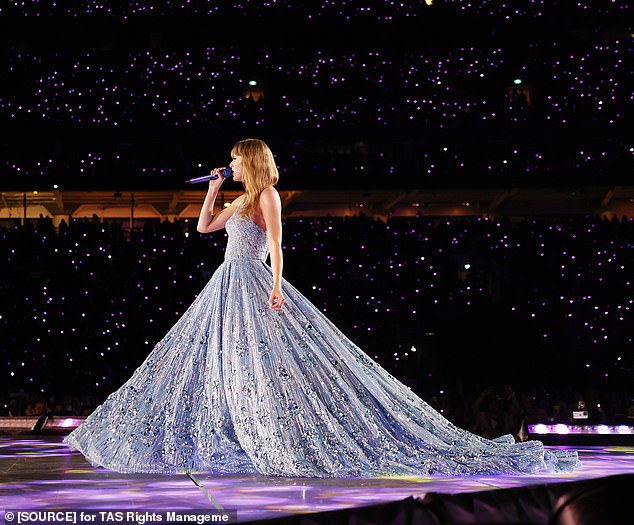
260, 185, 279, 197
260, 186, 280, 201
259, 187, 281, 218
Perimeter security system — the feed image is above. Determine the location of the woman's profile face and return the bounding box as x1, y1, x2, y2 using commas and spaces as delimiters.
230, 154, 243, 182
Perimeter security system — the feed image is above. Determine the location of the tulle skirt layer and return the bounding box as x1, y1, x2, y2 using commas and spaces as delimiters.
65, 258, 580, 476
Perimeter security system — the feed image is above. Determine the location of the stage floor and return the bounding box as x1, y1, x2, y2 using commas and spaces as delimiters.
1, 436, 634, 523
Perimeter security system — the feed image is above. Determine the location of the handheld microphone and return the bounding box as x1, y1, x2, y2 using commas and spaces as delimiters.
185, 167, 233, 184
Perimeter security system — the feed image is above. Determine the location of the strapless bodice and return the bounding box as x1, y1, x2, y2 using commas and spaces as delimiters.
224, 207, 269, 261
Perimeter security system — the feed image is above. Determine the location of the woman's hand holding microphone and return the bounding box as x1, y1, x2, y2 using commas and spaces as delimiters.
208, 167, 228, 189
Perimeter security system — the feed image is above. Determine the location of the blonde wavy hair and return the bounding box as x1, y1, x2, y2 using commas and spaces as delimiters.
232, 138, 279, 218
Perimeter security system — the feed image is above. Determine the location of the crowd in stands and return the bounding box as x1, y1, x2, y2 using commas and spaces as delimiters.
0, 1, 632, 189
1, 1, 633, 437
1, 1, 630, 19
1, 213, 632, 434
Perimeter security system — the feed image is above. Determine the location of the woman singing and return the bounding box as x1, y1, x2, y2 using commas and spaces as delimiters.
65, 138, 579, 476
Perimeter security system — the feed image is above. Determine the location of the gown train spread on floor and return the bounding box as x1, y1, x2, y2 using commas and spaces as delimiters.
64, 207, 580, 476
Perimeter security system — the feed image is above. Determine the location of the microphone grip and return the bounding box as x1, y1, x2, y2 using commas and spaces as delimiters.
185, 167, 233, 184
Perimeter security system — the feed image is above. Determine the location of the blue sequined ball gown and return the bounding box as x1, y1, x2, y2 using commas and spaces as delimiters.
64, 206, 579, 476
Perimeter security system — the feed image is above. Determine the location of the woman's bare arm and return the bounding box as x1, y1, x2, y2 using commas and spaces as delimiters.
197, 174, 243, 233
260, 186, 285, 310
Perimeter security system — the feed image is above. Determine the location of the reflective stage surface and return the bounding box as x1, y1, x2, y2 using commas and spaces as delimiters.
1, 436, 634, 524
